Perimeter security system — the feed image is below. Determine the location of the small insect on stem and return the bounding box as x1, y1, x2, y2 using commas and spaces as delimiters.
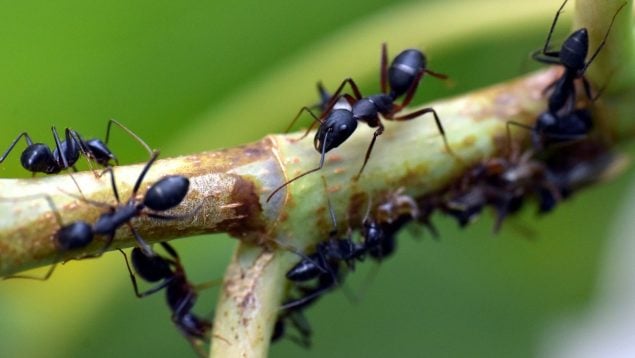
267, 43, 456, 202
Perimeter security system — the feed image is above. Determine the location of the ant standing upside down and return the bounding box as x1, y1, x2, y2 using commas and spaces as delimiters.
508, 0, 626, 149
120, 243, 215, 356
267, 43, 457, 202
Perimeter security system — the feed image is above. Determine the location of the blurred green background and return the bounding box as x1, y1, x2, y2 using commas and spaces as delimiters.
1, 0, 634, 357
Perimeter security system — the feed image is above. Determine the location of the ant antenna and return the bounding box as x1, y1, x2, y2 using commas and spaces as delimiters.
321, 176, 337, 231
104, 119, 153, 157
541, 0, 569, 54
266, 130, 330, 203
583, 1, 627, 71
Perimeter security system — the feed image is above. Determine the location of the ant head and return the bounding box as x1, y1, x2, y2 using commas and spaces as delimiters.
560, 28, 589, 72
84, 139, 117, 167
130, 247, 174, 282
143, 176, 190, 211
56, 221, 93, 251
388, 49, 426, 98
313, 109, 357, 153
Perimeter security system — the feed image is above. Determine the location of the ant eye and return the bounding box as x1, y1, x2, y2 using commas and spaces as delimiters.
339, 124, 348, 131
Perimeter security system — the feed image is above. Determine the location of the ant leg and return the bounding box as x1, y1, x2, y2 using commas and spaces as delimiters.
1, 194, 65, 280
424, 68, 449, 80
266, 130, 331, 202
67, 129, 104, 176
160, 242, 180, 260
539, 0, 569, 56
0, 132, 34, 163
105, 118, 153, 157
353, 124, 384, 181
531, 51, 563, 65
327, 78, 364, 107
128, 223, 155, 257
285, 106, 321, 140
505, 121, 534, 157
582, 77, 597, 103
583, 1, 627, 72
51, 127, 72, 170
57, 188, 113, 210
392, 107, 458, 161
288, 311, 312, 348
101, 166, 123, 203
131, 151, 161, 196
380, 43, 389, 94
118, 249, 174, 297
3, 261, 59, 281
280, 275, 336, 310
95, 234, 116, 257
321, 176, 338, 231
395, 70, 424, 110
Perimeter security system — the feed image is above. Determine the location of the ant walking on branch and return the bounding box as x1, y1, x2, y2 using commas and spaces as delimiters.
3, 151, 193, 281
0, 119, 152, 176
267, 44, 456, 202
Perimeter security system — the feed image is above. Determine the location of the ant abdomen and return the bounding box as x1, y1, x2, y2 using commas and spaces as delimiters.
143, 176, 190, 211
20, 145, 55, 173
388, 49, 426, 98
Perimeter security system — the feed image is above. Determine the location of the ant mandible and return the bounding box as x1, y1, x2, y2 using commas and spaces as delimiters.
0, 119, 152, 176
532, 0, 625, 114
267, 43, 453, 202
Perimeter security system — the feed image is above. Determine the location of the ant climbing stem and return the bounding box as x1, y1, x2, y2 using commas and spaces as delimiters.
267, 43, 458, 202
281, 177, 364, 310
119, 242, 219, 357
0, 127, 79, 175
532, 0, 626, 113
0, 119, 153, 178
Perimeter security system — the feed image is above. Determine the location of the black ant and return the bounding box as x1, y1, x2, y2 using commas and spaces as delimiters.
4, 151, 193, 280
532, 0, 625, 113
82, 151, 192, 255
120, 243, 213, 356
267, 44, 453, 202
361, 190, 423, 261
281, 180, 365, 310
504, 0, 624, 152
444, 150, 561, 232
0, 119, 151, 176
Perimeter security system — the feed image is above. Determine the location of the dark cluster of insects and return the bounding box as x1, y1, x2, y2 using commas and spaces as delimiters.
269, 0, 626, 348
0, 0, 627, 355
1, 119, 209, 354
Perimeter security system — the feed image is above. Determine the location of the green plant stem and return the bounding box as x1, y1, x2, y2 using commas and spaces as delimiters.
0, 1, 632, 358
0, 144, 283, 275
